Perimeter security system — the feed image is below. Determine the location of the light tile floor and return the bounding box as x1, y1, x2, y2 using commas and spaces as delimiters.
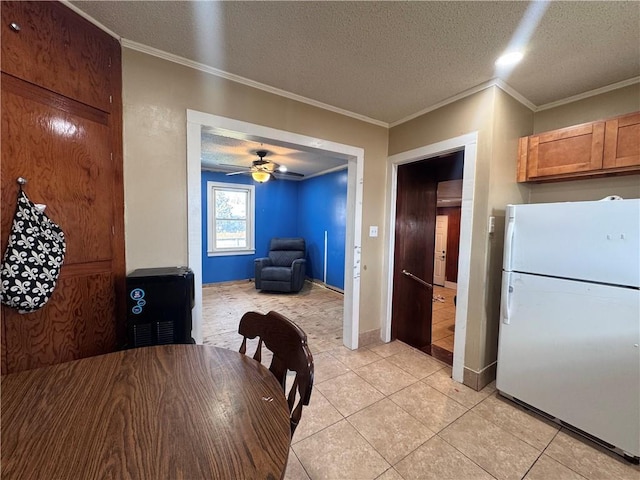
202, 281, 639, 480
431, 285, 456, 353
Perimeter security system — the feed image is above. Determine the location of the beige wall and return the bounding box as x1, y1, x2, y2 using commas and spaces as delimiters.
482, 90, 533, 368
533, 83, 640, 133
529, 83, 640, 204
388, 83, 638, 375
121, 45, 638, 368
122, 48, 388, 334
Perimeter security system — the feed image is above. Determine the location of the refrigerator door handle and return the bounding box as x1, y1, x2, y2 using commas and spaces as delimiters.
503, 206, 515, 271
501, 272, 512, 324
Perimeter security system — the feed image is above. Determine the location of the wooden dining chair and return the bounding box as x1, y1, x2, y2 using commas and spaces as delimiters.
238, 311, 314, 435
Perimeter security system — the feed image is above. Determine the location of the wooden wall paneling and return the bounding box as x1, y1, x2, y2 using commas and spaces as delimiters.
108, 42, 127, 347
1, 74, 120, 369
2, 271, 116, 372
1, 1, 113, 112
77, 272, 116, 359
1, 1, 125, 373
1, 310, 6, 374
3, 275, 87, 371
1, 75, 114, 265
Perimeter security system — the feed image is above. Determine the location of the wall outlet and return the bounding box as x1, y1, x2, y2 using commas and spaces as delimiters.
369, 226, 378, 237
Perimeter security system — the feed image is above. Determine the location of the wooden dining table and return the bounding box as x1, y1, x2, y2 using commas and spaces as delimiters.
1, 345, 291, 479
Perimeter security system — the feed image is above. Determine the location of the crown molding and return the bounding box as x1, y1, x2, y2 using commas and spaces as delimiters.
389, 78, 538, 128
493, 79, 538, 111
58, 3, 640, 131
122, 39, 389, 129
536, 76, 640, 112
304, 163, 349, 181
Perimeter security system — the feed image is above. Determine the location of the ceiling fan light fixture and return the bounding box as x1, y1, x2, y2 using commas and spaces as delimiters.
251, 171, 270, 183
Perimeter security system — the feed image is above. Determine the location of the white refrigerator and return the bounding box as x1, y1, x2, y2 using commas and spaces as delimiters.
496, 198, 640, 460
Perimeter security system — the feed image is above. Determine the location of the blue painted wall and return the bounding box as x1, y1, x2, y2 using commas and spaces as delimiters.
201, 169, 347, 289
201, 171, 298, 283
297, 170, 347, 289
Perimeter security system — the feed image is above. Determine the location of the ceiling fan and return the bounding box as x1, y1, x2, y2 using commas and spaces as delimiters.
225, 150, 304, 183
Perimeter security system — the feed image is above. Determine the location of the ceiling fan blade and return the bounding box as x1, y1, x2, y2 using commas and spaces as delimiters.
216, 163, 250, 169
225, 171, 249, 176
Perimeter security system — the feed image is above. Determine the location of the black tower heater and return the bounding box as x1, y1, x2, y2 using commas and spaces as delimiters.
126, 266, 195, 348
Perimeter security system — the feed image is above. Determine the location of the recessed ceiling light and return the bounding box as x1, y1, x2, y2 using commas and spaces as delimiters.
495, 51, 524, 67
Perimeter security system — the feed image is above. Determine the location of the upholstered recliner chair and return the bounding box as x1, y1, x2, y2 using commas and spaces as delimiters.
254, 238, 306, 292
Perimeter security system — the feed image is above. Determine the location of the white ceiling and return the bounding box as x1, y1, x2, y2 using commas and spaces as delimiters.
68, 0, 639, 175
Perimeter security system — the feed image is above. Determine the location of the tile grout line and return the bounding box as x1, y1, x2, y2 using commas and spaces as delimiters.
435, 431, 501, 480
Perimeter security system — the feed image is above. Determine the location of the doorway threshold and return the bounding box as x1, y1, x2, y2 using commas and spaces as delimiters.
422, 344, 453, 366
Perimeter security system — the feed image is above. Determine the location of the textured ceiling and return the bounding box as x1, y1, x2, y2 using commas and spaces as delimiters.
68, 1, 639, 177
70, 0, 640, 126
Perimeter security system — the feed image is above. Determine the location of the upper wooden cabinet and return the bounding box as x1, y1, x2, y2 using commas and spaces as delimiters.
1, 1, 115, 112
603, 112, 640, 169
517, 112, 640, 182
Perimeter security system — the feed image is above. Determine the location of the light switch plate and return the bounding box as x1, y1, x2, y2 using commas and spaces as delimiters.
369, 226, 378, 237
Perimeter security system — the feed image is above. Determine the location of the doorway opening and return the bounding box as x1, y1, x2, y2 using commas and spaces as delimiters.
430, 179, 463, 364
385, 132, 478, 383
390, 152, 463, 365
186, 110, 364, 350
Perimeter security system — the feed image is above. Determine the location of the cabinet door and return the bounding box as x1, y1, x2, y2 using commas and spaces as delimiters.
526, 122, 605, 179
1, 75, 119, 372
1, 1, 114, 112
603, 112, 640, 169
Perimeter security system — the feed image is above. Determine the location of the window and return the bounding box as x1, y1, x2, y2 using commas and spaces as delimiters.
207, 182, 255, 256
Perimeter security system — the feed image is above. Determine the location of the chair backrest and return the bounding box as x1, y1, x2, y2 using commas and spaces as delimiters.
268, 237, 305, 267
238, 310, 314, 435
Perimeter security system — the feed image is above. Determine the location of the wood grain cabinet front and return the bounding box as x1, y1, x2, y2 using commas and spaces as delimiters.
603, 112, 640, 170
1, 0, 125, 374
517, 111, 640, 183
1, 1, 114, 112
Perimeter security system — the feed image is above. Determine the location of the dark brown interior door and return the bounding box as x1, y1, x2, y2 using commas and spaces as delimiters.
391, 162, 437, 350
391, 152, 464, 352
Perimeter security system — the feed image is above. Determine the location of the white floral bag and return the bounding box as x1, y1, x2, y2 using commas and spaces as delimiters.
1, 189, 66, 313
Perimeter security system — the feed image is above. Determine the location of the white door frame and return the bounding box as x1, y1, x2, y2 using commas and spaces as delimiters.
186, 110, 364, 349
384, 132, 478, 383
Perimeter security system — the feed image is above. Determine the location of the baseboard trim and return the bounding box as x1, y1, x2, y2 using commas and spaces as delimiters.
310, 278, 344, 294
444, 281, 457, 290
463, 362, 497, 391
358, 329, 380, 348
202, 279, 252, 288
